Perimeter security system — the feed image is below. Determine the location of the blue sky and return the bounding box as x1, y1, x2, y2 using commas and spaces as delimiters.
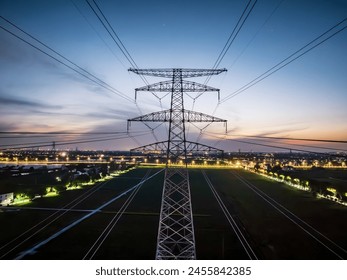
0, 0, 346, 152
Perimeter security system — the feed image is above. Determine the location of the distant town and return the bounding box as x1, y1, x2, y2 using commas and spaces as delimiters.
1, 149, 346, 208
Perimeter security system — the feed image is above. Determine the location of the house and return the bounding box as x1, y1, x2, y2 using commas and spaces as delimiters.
0, 192, 14, 206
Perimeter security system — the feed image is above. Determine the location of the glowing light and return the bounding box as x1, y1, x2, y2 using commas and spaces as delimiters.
327, 187, 337, 194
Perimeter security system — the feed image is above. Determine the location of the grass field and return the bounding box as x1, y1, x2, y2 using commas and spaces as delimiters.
200, 169, 346, 259
0, 167, 346, 260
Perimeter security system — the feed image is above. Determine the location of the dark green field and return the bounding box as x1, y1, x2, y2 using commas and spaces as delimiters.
0, 167, 346, 260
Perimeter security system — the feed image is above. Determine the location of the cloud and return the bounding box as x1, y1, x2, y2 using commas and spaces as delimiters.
0, 29, 57, 69
0, 95, 62, 110
0, 121, 20, 132
0, 27, 114, 98
254, 124, 309, 137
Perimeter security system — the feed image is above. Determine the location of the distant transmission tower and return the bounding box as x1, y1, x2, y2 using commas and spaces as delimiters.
128, 68, 227, 259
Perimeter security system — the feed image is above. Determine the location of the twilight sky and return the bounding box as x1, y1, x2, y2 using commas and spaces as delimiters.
0, 0, 346, 152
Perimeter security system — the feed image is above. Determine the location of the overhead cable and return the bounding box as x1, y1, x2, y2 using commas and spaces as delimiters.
202, 131, 347, 156
220, 18, 347, 103
0, 16, 134, 103
86, 0, 161, 100
232, 134, 347, 144
195, 0, 258, 101
0, 132, 151, 151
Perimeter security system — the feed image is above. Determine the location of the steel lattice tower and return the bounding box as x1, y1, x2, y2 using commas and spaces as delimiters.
128, 68, 227, 259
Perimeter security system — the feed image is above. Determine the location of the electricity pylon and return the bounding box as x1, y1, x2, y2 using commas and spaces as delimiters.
128, 68, 227, 259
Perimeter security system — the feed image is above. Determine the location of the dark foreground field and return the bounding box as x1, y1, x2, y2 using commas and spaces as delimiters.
0, 167, 346, 259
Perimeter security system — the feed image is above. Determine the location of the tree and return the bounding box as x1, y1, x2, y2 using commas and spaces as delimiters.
254, 163, 260, 172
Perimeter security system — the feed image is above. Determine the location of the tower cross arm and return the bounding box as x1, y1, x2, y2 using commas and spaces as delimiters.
130, 140, 223, 156
130, 141, 168, 154
184, 110, 227, 123
186, 141, 224, 155
128, 110, 171, 124
129, 68, 227, 78
127, 109, 227, 125
135, 80, 220, 93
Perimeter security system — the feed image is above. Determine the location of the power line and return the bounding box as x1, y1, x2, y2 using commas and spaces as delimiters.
236, 136, 347, 153
203, 131, 347, 151
0, 16, 134, 103
0, 15, 160, 146
0, 134, 127, 148
0, 132, 151, 151
70, 0, 127, 69
232, 134, 347, 144
86, 0, 170, 145
86, 0, 159, 98
86, 0, 138, 69
220, 18, 347, 103
202, 131, 347, 157
86, 0, 163, 140
195, 0, 257, 101
229, 0, 285, 69
0, 131, 129, 135
0, 131, 146, 139
228, 138, 346, 157
212, 0, 258, 70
